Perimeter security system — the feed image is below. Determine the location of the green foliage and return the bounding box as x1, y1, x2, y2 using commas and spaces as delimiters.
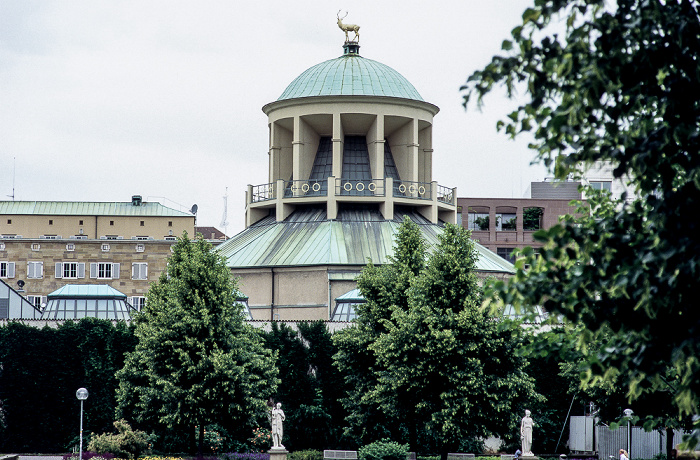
474, 216, 489, 231
359, 439, 409, 460
288, 450, 324, 460
502, 217, 517, 231
335, 219, 539, 454
462, 0, 700, 432
248, 427, 271, 452
0, 319, 136, 452
195, 423, 228, 454
522, 208, 542, 231
88, 419, 152, 459
116, 232, 278, 453
261, 320, 347, 450
334, 217, 426, 447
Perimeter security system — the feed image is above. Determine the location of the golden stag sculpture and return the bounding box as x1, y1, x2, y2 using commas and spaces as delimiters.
337, 11, 360, 42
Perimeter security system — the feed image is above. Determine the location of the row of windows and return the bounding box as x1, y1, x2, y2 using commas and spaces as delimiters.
0, 261, 149, 280
5, 219, 175, 227
25, 243, 148, 252
467, 209, 544, 231
0, 235, 177, 241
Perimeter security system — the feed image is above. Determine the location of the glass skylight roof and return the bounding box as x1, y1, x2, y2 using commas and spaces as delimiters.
41, 284, 134, 320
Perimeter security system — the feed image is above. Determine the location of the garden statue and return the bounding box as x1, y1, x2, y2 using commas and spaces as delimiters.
271, 402, 286, 449
521, 409, 534, 456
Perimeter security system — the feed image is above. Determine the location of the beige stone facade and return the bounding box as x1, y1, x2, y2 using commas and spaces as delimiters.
0, 198, 195, 312
0, 238, 176, 308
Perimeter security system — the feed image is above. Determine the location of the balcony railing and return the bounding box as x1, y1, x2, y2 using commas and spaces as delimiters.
250, 178, 455, 205
437, 185, 455, 205
335, 178, 385, 196
393, 180, 431, 200
284, 179, 328, 198
251, 183, 275, 203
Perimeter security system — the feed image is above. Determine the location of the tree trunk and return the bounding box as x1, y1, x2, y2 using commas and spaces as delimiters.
666, 426, 674, 460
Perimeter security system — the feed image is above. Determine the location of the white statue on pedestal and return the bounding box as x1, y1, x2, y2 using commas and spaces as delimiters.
271, 402, 286, 449
521, 409, 534, 456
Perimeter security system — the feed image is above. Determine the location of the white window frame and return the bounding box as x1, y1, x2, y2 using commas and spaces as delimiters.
590, 181, 612, 192
102, 243, 110, 252
27, 295, 47, 309
132, 262, 148, 280
0, 243, 5, 250
27, 261, 44, 279
55, 262, 85, 279
66, 243, 75, 251
90, 262, 120, 280
0, 261, 16, 279
135, 244, 145, 252
129, 296, 146, 311
31, 243, 41, 251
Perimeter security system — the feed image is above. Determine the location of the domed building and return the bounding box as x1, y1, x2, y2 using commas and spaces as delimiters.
216, 37, 514, 322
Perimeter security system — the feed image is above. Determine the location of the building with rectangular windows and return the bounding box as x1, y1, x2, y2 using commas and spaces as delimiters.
0, 196, 195, 316
458, 196, 581, 264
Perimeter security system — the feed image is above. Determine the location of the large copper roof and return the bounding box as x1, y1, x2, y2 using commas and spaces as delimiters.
216, 207, 515, 274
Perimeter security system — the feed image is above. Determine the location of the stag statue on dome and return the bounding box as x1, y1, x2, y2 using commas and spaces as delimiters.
337, 11, 360, 42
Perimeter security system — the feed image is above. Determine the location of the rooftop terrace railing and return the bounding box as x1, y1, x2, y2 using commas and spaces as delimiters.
250, 178, 455, 205
437, 184, 455, 205
335, 178, 386, 197
392, 180, 431, 200
284, 179, 328, 198
251, 183, 275, 203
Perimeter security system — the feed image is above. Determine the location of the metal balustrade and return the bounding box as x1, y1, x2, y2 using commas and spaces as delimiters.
335, 178, 385, 196
251, 183, 275, 203
283, 179, 328, 198
437, 184, 455, 205
393, 180, 431, 200
250, 178, 454, 205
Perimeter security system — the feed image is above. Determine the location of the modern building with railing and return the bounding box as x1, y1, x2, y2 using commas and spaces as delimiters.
216, 37, 515, 321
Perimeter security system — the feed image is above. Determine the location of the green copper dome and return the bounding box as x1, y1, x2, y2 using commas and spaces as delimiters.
278, 45, 424, 102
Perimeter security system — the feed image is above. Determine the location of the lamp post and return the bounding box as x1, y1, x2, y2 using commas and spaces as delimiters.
76, 388, 89, 460
623, 408, 634, 458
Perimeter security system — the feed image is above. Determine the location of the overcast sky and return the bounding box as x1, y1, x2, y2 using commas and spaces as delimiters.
0, 0, 549, 235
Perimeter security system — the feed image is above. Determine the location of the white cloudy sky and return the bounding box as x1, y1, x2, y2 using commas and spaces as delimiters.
0, 0, 549, 234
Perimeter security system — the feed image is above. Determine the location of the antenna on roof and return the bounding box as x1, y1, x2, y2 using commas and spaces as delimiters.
190, 204, 198, 215
7, 157, 16, 200
220, 187, 229, 238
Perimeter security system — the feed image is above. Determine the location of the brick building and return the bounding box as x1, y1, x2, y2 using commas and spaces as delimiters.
458, 196, 580, 263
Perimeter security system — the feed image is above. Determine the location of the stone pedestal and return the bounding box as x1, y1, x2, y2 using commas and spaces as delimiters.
269, 447, 288, 460
521, 455, 537, 460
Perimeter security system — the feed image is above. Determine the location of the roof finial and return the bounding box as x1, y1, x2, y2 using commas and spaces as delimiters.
337, 10, 360, 43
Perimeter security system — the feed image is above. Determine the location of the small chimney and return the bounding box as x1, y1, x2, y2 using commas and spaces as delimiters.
132, 195, 142, 206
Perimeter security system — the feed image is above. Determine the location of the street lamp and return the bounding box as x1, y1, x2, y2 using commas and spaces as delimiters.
623, 408, 634, 458
76, 388, 89, 460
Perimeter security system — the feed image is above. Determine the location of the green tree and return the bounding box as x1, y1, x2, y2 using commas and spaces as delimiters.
333, 217, 426, 447
0, 319, 135, 453
462, 0, 700, 442
116, 233, 278, 454
372, 224, 537, 455
335, 220, 537, 454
